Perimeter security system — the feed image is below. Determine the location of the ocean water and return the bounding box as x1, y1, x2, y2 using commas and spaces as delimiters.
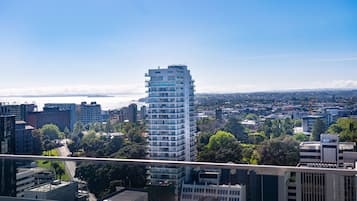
0, 94, 145, 110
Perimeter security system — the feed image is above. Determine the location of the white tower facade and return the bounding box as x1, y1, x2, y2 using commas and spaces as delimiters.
146, 65, 196, 186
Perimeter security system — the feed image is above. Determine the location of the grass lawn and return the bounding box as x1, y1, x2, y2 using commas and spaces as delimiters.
36, 148, 71, 181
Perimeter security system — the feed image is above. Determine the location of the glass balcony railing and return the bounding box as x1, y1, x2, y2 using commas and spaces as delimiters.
1, 154, 357, 201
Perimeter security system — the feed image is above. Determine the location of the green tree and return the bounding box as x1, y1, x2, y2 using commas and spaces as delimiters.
51, 162, 65, 180
245, 113, 258, 121
271, 120, 283, 138
294, 119, 302, 127
241, 145, 259, 164
114, 144, 146, 159
105, 121, 114, 133
127, 128, 145, 144
327, 124, 343, 134
197, 132, 214, 152
197, 118, 222, 134
262, 119, 273, 139
293, 133, 309, 142
311, 119, 326, 141
42, 139, 56, 154
73, 121, 83, 136
32, 129, 43, 155
63, 127, 70, 139
258, 136, 299, 166
282, 118, 294, 135
327, 118, 357, 142
104, 137, 124, 156
67, 142, 78, 155
224, 117, 248, 142
76, 141, 147, 198
198, 131, 242, 163
89, 122, 104, 132
248, 133, 266, 144
40, 124, 63, 140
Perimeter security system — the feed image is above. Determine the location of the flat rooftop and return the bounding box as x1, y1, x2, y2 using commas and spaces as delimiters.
28, 181, 71, 193
104, 190, 148, 201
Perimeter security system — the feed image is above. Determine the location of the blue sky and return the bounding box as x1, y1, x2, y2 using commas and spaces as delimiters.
0, 0, 357, 95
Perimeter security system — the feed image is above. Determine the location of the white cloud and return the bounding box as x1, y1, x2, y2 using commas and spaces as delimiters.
327, 80, 357, 89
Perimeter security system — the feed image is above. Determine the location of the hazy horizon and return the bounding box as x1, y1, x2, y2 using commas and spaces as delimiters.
1, 0, 357, 96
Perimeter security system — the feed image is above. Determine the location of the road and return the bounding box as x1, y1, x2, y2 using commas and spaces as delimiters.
58, 139, 76, 178
58, 139, 97, 201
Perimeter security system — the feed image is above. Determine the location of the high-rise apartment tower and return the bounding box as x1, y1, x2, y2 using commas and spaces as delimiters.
146, 65, 196, 187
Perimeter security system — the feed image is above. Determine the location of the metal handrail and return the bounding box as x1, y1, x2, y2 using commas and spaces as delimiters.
1, 154, 357, 176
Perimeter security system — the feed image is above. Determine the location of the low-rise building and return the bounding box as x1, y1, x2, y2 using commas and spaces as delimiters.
181, 170, 246, 201
22, 181, 77, 201
285, 134, 357, 201
181, 183, 245, 201
299, 134, 355, 167
16, 169, 35, 197
103, 187, 148, 201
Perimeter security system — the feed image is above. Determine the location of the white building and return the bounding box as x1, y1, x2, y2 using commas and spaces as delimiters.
146, 65, 196, 187
285, 134, 357, 201
299, 134, 355, 167
181, 183, 246, 201
15, 167, 55, 198
181, 170, 245, 201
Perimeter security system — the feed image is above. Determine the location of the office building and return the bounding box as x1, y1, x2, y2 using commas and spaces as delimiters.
128, 103, 138, 123
0, 115, 17, 196
146, 65, 196, 188
101, 110, 110, 122
15, 121, 34, 155
299, 134, 355, 167
181, 170, 246, 201
0, 104, 36, 121
140, 105, 147, 120
215, 108, 223, 121
16, 169, 35, 197
44, 103, 76, 130
22, 181, 78, 201
79, 102, 102, 124
302, 115, 327, 133
119, 107, 129, 122
181, 184, 245, 201
284, 134, 357, 201
26, 107, 70, 131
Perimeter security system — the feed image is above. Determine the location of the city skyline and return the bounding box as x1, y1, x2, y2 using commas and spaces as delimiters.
1, 0, 357, 96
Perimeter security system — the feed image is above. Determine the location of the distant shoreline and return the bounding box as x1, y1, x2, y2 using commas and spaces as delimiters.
0, 94, 142, 98
0, 88, 356, 99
